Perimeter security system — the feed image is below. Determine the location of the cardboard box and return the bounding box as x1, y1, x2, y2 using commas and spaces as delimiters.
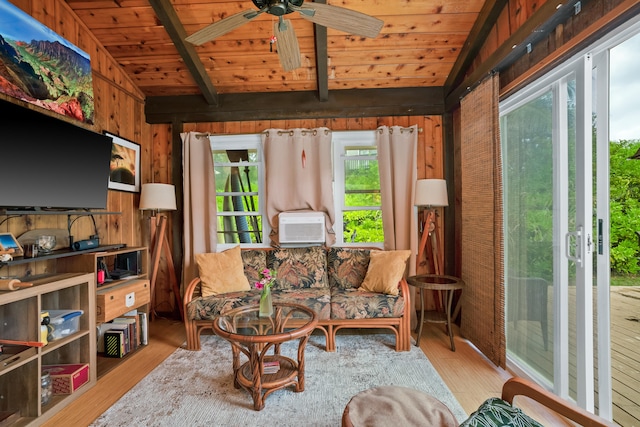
42, 364, 90, 394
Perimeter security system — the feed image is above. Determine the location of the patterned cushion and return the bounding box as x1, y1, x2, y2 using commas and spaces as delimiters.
187, 288, 330, 321
266, 246, 328, 290
459, 397, 544, 427
330, 288, 405, 319
271, 289, 331, 320
187, 289, 261, 321
327, 247, 371, 290
241, 249, 267, 286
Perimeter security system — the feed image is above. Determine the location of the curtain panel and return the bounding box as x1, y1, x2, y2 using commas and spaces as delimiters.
262, 128, 336, 247
181, 131, 218, 290
376, 125, 419, 328
459, 74, 506, 368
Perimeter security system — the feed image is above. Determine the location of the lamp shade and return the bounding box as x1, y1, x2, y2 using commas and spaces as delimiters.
414, 179, 448, 207
139, 183, 177, 211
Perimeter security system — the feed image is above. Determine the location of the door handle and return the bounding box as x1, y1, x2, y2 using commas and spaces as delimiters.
566, 226, 583, 266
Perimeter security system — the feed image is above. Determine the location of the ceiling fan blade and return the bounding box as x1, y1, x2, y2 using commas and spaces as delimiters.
293, 2, 383, 38
186, 9, 263, 45
274, 19, 301, 71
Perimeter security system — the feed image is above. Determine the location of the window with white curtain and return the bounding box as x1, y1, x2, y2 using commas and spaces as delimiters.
211, 131, 383, 249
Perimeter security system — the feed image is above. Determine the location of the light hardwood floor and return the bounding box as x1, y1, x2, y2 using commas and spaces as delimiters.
43, 318, 573, 426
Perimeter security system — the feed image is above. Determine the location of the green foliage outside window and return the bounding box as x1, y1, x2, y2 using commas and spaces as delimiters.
343, 151, 384, 243
609, 139, 640, 275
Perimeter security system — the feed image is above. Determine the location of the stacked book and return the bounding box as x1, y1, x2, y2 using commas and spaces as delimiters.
263, 360, 280, 374
98, 311, 148, 358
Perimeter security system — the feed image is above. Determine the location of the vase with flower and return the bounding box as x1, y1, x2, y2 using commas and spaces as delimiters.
255, 268, 276, 317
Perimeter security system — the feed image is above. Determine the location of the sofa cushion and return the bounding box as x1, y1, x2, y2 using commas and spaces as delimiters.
359, 250, 411, 296
267, 246, 328, 290
187, 289, 262, 321
330, 288, 406, 319
186, 288, 330, 321
271, 289, 331, 320
241, 249, 268, 285
459, 397, 544, 427
327, 247, 371, 290
195, 246, 250, 297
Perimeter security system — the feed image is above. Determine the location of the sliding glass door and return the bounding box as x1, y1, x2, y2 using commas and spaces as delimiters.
501, 54, 607, 415
501, 17, 640, 424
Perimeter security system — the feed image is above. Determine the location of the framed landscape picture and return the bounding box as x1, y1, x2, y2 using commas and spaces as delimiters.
106, 132, 141, 193
0, 0, 94, 123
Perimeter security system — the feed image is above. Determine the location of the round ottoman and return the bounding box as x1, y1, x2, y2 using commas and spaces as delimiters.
342, 385, 458, 427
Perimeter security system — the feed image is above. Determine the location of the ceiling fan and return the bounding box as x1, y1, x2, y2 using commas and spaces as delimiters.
185, 0, 384, 71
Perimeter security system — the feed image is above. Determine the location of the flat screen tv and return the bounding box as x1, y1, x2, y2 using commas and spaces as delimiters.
0, 98, 112, 211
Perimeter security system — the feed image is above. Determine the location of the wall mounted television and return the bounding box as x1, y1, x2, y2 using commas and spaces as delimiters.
0, 98, 112, 211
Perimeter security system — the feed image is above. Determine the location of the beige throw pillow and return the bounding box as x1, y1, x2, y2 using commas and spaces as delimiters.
196, 246, 250, 297
358, 250, 412, 296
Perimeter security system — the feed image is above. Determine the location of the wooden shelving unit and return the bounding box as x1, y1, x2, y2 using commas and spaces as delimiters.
58, 247, 150, 378
0, 273, 96, 426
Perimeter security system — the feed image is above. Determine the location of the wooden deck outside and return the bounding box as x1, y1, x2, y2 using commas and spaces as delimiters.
609, 286, 640, 427
507, 286, 640, 426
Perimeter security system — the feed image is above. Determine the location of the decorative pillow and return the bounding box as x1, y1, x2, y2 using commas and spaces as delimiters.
358, 250, 411, 295
459, 397, 544, 427
241, 249, 267, 285
195, 246, 250, 297
266, 246, 328, 290
327, 247, 371, 290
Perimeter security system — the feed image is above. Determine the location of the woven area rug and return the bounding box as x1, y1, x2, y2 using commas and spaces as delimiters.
91, 333, 467, 426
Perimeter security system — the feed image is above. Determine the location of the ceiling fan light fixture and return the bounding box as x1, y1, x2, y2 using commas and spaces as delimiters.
185, 0, 381, 70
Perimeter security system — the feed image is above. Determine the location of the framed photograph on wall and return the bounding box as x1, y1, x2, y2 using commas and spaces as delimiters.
105, 132, 141, 193
0, 232, 23, 257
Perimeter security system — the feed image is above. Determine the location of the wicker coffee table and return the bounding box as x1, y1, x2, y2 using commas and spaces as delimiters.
213, 302, 318, 410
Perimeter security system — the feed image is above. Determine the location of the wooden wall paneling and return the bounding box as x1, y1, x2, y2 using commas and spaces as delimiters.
361, 117, 379, 130
330, 118, 348, 130
223, 121, 247, 134
54, 1, 79, 48
392, 116, 411, 128
270, 120, 289, 129
347, 117, 365, 130
254, 121, 271, 132
10, 0, 30, 13
31, 0, 56, 29
376, 117, 394, 127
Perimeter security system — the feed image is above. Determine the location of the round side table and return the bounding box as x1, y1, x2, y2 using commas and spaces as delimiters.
407, 274, 464, 351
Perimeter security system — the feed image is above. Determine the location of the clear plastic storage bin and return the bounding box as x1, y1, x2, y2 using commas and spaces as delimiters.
43, 310, 84, 341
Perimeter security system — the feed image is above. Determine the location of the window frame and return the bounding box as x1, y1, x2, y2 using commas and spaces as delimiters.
210, 133, 270, 250
211, 130, 384, 250
332, 130, 384, 248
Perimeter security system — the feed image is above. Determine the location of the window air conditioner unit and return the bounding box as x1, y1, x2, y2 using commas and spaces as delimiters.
279, 212, 325, 246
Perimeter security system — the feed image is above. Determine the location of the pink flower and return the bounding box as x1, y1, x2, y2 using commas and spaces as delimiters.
254, 268, 276, 290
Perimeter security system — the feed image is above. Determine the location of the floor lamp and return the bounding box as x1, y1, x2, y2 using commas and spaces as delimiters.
139, 183, 183, 321
414, 179, 449, 310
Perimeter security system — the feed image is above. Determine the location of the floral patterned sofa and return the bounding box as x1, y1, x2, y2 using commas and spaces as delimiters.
183, 246, 412, 352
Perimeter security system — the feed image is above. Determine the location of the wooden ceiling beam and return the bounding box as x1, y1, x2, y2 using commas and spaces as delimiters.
314, 25, 329, 102
148, 0, 219, 106
313, 0, 329, 102
144, 87, 444, 123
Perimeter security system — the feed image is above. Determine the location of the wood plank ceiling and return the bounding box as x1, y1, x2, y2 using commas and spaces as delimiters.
64, 0, 491, 120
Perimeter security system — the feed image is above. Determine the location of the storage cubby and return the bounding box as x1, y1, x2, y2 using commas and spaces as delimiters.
58, 247, 150, 377
0, 273, 96, 426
